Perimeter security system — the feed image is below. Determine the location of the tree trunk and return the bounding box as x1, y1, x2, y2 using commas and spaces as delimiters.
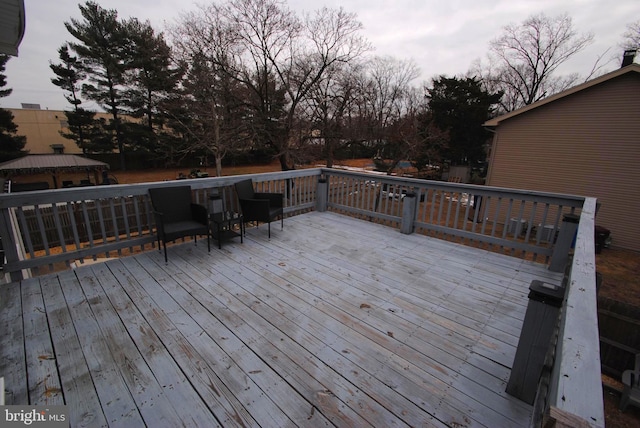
215, 155, 223, 177
278, 153, 293, 171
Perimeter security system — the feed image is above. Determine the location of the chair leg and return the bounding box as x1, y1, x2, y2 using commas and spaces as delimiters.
162, 241, 168, 264
281, 215, 283, 230
620, 386, 630, 411
268, 221, 271, 239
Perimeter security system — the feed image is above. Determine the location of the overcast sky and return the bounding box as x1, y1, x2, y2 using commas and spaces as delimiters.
2, 0, 638, 111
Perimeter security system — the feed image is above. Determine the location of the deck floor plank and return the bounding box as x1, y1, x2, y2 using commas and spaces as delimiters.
1, 211, 564, 427
70, 265, 197, 427
0, 280, 27, 405
165, 247, 393, 426
113, 255, 270, 427
237, 216, 533, 427
39, 273, 108, 427
188, 249, 442, 424
128, 251, 310, 427
168, 254, 403, 427
21, 277, 64, 405
55, 269, 145, 427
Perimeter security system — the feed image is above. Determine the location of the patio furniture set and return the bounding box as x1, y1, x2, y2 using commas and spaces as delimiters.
149, 179, 284, 263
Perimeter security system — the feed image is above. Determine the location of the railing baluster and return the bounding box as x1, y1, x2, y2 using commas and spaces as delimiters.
51, 204, 67, 257
445, 189, 454, 231
67, 202, 81, 256
95, 199, 108, 257
108, 198, 122, 257
34, 205, 50, 257
80, 201, 95, 260
490, 196, 501, 239
119, 197, 133, 254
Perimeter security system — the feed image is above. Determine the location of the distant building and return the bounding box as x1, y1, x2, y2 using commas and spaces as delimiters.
8, 108, 116, 155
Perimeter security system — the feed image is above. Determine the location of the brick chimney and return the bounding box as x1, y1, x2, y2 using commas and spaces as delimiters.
621, 49, 637, 68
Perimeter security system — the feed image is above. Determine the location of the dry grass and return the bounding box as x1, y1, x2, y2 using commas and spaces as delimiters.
597, 247, 640, 307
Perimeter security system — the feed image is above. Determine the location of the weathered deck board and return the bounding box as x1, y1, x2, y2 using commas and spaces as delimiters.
21, 277, 63, 405
235, 216, 534, 426
0, 281, 28, 405
39, 273, 109, 426
0, 211, 563, 427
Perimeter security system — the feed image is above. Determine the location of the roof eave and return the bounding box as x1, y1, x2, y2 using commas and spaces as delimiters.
483, 63, 640, 127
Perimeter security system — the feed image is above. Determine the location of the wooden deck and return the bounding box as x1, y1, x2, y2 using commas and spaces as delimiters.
0, 211, 563, 427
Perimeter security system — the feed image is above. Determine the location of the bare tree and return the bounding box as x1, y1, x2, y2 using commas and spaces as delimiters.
169, 4, 250, 176
476, 13, 593, 112
222, 0, 370, 170
621, 20, 640, 53
169, 0, 369, 171
366, 56, 420, 134
302, 60, 365, 167
356, 56, 420, 171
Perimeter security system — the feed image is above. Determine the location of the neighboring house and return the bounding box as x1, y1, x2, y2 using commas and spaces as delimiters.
484, 64, 640, 251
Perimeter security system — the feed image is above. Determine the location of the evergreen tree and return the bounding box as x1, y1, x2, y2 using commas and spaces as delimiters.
50, 44, 104, 153
122, 18, 181, 146
0, 55, 27, 162
427, 76, 502, 166
65, 1, 128, 168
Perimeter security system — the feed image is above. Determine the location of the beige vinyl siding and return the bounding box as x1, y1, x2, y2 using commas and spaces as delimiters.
486, 73, 640, 251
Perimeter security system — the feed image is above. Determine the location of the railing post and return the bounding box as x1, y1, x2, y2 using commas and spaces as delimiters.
549, 213, 580, 272
316, 177, 328, 212
506, 279, 566, 404
0, 207, 25, 281
400, 192, 417, 234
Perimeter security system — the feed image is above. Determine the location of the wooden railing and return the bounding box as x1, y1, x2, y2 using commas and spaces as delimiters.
0, 169, 321, 280
0, 167, 602, 426
543, 197, 604, 427
322, 169, 584, 263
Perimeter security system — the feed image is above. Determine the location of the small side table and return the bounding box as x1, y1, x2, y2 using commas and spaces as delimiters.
210, 212, 244, 249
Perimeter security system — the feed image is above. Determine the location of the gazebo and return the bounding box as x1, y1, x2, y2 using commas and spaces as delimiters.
0, 154, 110, 189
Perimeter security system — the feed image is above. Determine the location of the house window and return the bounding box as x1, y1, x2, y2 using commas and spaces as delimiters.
51, 144, 65, 154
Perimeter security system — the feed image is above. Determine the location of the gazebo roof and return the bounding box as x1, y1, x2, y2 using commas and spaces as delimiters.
0, 154, 109, 176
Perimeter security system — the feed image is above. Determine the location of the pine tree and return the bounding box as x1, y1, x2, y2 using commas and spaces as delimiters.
120, 18, 181, 156
50, 44, 105, 153
0, 55, 27, 162
427, 76, 502, 166
64, 1, 128, 168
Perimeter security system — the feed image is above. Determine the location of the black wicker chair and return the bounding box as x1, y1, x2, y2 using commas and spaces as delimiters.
234, 179, 284, 238
149, 185, 210, 263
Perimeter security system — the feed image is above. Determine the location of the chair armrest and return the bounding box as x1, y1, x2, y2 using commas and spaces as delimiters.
190, 203, 208, 225
254, 192, 284, 208
152, 210, 164, 222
